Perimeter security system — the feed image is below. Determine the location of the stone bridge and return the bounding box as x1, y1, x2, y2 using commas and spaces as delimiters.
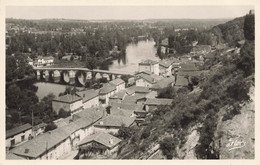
34, 67, 133, 85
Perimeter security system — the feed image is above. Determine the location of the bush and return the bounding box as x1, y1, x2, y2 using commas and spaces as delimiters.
157, 86, 176, 99
44, 122, 57, 132
58, 108, 70, 118
141, 127, 151, 139
159, 137, 176, 159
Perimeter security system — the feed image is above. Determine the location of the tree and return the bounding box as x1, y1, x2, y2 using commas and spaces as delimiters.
159, 137, 176, 159
44, 122, 57, 132
157, 86, 176, 99
236, 40, 255, 77
117, 125, 132, 140
58, 108, 70, 118
244, 14, 255, 41
191, 76, 199, 86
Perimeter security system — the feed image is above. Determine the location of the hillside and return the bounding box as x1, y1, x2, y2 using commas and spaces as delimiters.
116, 13, 254, 159
209, 16, 245, 46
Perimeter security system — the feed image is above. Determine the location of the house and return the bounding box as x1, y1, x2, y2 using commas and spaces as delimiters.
52, 94, 83, 115
33, 123, 47, 137
144, 98, 173, 111
78, 132, 122, 156
135, 73, 162, 87
127, 85, 150, 95
122, 94, 147, 105
109, 78, 125, 93
174, 75, 189, 87
10, 126, 73, 160
27, 57, 33, 66
9, 108, 104, 160
179, 62, 199, 72
6, 123, 32, 149
6, 152, 25, 160
109, 90, 127, 103
150, 77, 175, 92
99, 83, 117, 106
34, 56, 54, 67
190, 45, 211, 55
139, 59, 159, 75
94, 114, 136, 134
108, 102, 144, 113
159, 60, 173, 77
76, 89, 99, 109
61, 55, 72, 61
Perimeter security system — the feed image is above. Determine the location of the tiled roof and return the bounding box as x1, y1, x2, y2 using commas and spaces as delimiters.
11, 127, 70, 158
136, 73, 162, 84
150, 77, 175, 90
139, 59, 159, 65
111, 109, 134, 117
33, 123, 47, 130
76, 89, 99, 103
78, 132, 121, 149
179, 62, 199, 71
52, 94, 82, 103
159, 60, 172, 68
110, 91, 126, 100
10, 107, 106, 159
109, 102, 144, 112
6, 152, 25, 160
99, 83, 116, 94
127, 86, 150, 93
94, 115, 135, 128
125, 88, 135, 95
6, 123, 32, 139
135, 71, 153, 75
175, 75, 189, 86
178, 70, 202, 77
145, 98, 173, 106
122, 94, 146, 104
110, 78, 125, 86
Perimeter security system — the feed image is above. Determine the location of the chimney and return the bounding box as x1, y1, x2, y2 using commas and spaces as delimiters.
100, 121, 103, 125
109, 137, 114, 144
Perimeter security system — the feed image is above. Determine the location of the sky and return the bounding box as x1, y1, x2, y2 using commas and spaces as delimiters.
6, 6, 253, 20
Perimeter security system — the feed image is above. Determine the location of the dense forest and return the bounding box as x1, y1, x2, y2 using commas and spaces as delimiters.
115, 14, 254, 159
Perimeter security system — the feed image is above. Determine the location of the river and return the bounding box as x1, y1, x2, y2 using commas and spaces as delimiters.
35, 40, 159, 100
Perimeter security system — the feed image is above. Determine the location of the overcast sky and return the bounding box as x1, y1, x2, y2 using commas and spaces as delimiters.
6, 6, 253, 20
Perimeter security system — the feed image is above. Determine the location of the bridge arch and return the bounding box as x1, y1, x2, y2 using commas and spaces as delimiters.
75, 70, 86, 86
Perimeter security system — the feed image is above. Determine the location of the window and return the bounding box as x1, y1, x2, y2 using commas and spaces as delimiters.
11, 139, 15, 146
21, 135, 25, 141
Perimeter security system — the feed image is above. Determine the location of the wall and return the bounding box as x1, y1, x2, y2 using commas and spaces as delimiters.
153, 63, 160, 75
83, 97, 99, 109
136, 78, 152, 87
6, 129, 32, 148
139, 65, 151, 73
94, 126, 119, 134
52, 101, 70, 114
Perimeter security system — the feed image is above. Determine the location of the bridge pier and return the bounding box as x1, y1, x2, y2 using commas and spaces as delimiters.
111, 74, 116, 80
103, 73, 110, 81
44, 70, 49, 81
53, 70, 61, 83
69, 70, 76, 85
86, 72, 92, 80
36, 70, 41, 80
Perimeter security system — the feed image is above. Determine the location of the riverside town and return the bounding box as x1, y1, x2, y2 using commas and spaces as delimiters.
5, 6, 255, 160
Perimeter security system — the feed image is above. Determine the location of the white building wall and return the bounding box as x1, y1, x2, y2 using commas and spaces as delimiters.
6, 129, 32, 148
94, 126, 119, 134
153, 63, 159, 75
136, 78, 152, 87
139, 65, 151, 73
83, 97, 99, 109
